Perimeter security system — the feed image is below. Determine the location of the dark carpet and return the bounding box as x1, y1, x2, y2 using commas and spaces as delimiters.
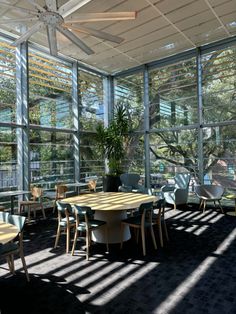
1, 203, 236, 314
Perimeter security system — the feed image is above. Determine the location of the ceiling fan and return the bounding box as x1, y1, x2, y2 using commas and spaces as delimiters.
0, 0, 137, 56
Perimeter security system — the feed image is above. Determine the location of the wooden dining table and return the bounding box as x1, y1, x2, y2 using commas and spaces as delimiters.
63, 192, 158, 244
0, 221, 18, 245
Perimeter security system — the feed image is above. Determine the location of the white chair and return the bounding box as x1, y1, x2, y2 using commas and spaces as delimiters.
161, 173, 191, 209
194, 184, 224, 213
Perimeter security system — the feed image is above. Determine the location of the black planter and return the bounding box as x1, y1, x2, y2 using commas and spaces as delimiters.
103, 175, 121, 192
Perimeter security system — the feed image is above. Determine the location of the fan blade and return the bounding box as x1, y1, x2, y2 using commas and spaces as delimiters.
12, 21, 44, 46
26, 0, 46, 12
45, 0, 57, 11
0, 2, 38, 14
65, 12, 137, 23
64, 24, 124, 44
47, 25, 58, 56
58, 0, 93, 18
0, 17, 39, 24
57, 25, 94, 55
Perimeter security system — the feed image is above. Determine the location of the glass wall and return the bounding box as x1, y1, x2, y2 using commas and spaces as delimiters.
0, 33, 236, 208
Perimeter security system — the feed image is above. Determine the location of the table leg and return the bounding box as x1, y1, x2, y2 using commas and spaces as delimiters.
226, 199, 236, 216
92, 210, 131, 244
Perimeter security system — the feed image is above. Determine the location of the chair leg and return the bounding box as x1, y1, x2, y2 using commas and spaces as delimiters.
158, 220, 163, 247
150, 226, 157, 250
86, 230, 90, 260
163, 220, 169, 241
53, 200, 56, 214
41, 204, 46, 219
19, 250, 30, 282
199, 199, 203, 210
54, 224, 61, 249
71, 229, 78, 256
202, 201, 206, 213
66, 226, 70, 253
141, 226, 146, 256
218, 200, 224, 214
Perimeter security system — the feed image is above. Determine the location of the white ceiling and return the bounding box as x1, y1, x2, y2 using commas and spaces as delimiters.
1, 0, 236, 74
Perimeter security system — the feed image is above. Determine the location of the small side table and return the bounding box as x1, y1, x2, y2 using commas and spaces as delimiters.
225, 194, 236, 216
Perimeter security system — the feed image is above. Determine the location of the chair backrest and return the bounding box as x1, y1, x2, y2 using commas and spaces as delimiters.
8, 214, 26, 232
55, 185, 68, 198
87, 180, 96, 192
73, 205, 94, 223
175, 173, 191, 189
56, 201, 73, 215
120, 173, 140, 188
0, 211, 10, 223
31, 187, 43, 199
138, 202, 154, 225
195, 185, 224, 199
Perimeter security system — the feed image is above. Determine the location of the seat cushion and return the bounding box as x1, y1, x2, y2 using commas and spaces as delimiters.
59, 217, 75, 227
77, 219, 106, 231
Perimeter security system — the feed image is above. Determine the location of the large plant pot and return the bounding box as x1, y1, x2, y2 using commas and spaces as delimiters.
103, 175, 121, 192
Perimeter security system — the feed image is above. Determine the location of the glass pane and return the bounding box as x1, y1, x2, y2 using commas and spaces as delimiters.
150, 130, 197, 189
202, 125, 236, 191
114, 73, 144, 130
202, 46, 236, 124
29, 130, 74, 189
149, 58, 197, 129
79, 70, 104, 131
28, 49, 73, 129
0, 127, 18, 189
0, 39, 16, 123
80, 132, 104, 190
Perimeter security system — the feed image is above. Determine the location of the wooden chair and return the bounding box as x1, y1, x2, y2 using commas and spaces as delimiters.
87, 180, 97, 192
53, 185, 68, 213
54, 201, 75, 253
19, 187, 46, 222
0, 214, 30, 282
71, 205, 108, 260
120, 201, 157, 256
152, 199, 169, 247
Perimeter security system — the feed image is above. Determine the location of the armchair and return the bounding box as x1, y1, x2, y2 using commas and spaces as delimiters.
161, 173, 191, 209
118, 173, 146, 193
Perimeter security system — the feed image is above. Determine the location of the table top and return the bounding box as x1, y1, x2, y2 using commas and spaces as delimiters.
0, 221, 18, 244
0, 190, 30, 198
63, 192, 158, 211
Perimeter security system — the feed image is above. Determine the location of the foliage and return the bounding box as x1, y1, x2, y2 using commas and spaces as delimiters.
95, 104, 130, 175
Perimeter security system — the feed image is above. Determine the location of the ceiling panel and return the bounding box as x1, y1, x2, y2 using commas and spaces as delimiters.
0, 0, 235, 74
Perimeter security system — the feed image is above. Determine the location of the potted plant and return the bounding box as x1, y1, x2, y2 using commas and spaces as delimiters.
96, 104, 130, 191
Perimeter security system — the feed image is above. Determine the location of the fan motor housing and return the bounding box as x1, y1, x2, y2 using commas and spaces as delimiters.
38, 11, 63, 26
